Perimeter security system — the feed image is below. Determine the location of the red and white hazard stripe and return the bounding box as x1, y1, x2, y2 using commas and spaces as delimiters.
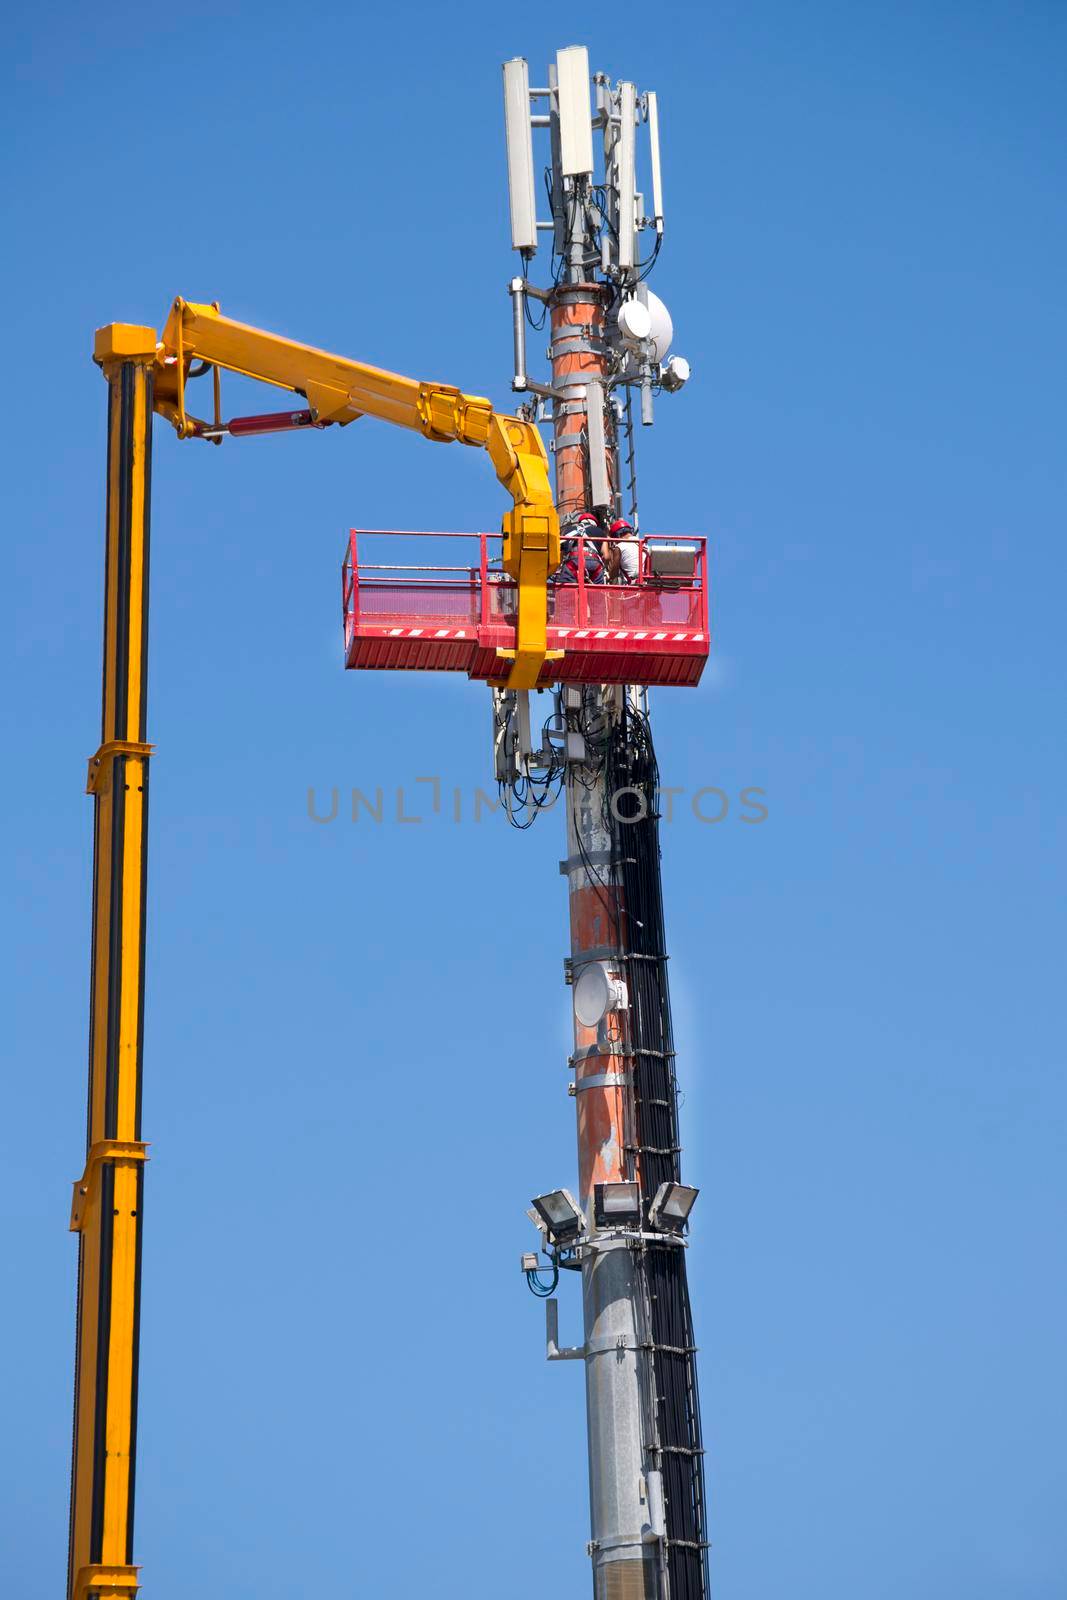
379, 626, 471, 639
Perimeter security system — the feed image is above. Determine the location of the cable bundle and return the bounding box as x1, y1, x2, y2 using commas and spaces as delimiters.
606, 705, 710, 1600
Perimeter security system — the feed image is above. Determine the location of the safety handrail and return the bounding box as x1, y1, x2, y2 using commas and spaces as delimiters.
342, 527, 708, 639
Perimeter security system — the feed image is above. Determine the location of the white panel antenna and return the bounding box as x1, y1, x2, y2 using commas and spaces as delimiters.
617, 81, 637, 270
585, 380, 611, 509
557, 45, 593, 177
647, 91, 664, 233
503, 58, 538, 252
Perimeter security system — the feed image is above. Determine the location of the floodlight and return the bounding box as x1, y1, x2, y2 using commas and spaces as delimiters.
594, 1181, 642, 1228
647, 91, 664, 233
557, 46, 593, 177
647, 542, 698, 580
649, 1181, 699, 1233
617, 81, 637, 269
503, 58, 538, 253
531, 1187, 586, 1245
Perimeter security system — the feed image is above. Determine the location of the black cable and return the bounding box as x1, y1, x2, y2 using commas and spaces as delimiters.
636, 232, 663, 282
591, 185, 619, 242
520, 248, 549, 332
603, 702, 710, 1600
543, 168, 568, 290
501, 705, 566, 829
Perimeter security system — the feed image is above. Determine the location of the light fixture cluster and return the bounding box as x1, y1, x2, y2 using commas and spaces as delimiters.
529, 1188, 586, 1246
526, 1180, 699, 1253
648, 1181, 698, 1233
594, 1180, 641, 1226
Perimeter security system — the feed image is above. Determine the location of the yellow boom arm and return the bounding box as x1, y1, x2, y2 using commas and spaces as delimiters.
67, 306, 560, 1599
146, 299, 560, 689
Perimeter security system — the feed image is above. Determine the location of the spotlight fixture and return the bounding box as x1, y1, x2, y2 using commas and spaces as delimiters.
531, 1188, 587, 1246
648, 1181, 699, 1234
593, 1180, 642, 1228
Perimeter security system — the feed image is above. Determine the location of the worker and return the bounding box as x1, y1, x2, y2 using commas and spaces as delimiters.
555, 511, 606, 584
601, 517, 640, 583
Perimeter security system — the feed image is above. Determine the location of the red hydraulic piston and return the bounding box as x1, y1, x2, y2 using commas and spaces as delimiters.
226, 408, 317, 436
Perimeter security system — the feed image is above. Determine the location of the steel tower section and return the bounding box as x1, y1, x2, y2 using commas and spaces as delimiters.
563, 741, 663, 1600
552, 78, 661, 1600
504, 49, 708, 1600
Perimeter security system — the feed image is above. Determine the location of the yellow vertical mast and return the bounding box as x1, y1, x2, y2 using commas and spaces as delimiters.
68, 324, 157, 1600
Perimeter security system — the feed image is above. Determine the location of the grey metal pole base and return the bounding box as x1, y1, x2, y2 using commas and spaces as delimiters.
583, 1240, 661, 1600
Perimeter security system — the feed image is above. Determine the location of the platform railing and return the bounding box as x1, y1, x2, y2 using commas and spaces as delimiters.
342, 528, 708, 645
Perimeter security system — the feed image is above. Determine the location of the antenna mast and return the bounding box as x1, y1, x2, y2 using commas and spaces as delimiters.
504, 46, 707, 1600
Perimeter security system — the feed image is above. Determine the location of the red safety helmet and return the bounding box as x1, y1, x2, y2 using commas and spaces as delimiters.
560, 510, 599, 539
609, 517, 633, 535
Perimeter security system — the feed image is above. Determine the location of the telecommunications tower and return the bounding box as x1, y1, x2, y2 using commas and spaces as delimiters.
501, 47, 709, 1600
63, 41, 711, 1600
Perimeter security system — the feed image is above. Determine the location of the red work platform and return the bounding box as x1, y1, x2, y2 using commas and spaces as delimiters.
342, 530, 710, 688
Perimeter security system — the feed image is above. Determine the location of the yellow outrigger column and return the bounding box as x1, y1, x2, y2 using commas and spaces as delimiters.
68, 325, 156, 1600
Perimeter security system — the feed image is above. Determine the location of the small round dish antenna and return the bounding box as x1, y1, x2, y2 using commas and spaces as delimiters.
574, 963, 612, 1028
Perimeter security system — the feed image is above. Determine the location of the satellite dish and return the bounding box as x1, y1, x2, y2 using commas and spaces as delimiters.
645, 291, 674, 364
574, 963, 612, 1028
618, 298, 652, 347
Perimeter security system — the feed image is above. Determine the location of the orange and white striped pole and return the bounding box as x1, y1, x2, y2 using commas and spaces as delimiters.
551, 236, 662, 1600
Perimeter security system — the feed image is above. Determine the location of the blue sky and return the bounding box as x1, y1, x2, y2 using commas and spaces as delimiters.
6, 3, 1066, 1596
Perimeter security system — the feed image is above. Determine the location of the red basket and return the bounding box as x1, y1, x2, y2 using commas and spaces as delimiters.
341, 530, 709, 687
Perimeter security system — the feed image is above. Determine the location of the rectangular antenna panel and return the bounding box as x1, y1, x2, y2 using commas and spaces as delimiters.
647, 91, 664, 230
547, 63, 565, 256
503, 58, 538, 252
585, 380, 611, 510
557, 46, 593, 176
617, 81, 637, 269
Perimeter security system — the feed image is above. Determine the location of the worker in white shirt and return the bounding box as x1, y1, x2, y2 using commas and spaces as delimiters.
600, 517, 640, 583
